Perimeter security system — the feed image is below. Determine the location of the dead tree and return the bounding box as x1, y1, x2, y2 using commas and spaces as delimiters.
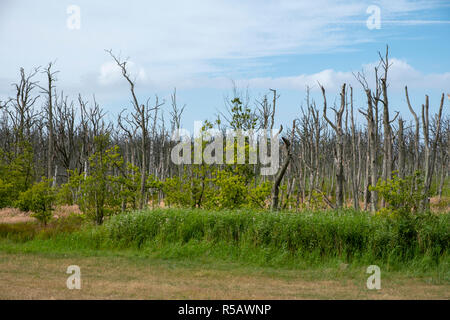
377, 46, 394, 183
8, 67, 40, 147
53, 92, 76, 177
271, 122, 295, 211
269, 89, 278, 131
405, 86, 420, 188
256, 95, 270, 130
421, 93, 444, 209
353, 87, 379, 212
349, 86, 360, 209
354, 68, 380, 212
149, 95, 164, 178
107, 49, 153, 209
39, 62, 59, 180
397, 117, 405, 179
321, 83, 346, 208
169, 88, 186, 178
437, 117, 449, 201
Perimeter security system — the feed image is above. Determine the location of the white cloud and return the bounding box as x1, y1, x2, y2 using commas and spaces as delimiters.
0, 0, 448, 103
1, 0, 447, 81
231, 58, 450, 93
98, 61, 147, 86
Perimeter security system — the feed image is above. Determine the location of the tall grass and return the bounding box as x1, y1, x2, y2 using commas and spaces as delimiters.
103, 209, 448, 261
1, 208, 448, 273
0, 213, 85, 242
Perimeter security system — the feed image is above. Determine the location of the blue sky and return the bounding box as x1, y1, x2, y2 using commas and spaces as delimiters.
0, 0, 449, 131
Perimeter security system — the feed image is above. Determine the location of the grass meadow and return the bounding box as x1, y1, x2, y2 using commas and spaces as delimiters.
0, 208, 448, 299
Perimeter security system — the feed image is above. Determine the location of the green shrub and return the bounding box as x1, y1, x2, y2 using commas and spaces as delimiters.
0, 141, 35, 207
204, 170, 248, 209
247, 181, 271, 209
163, 176, 192, 208
15, 179, 56, 225
0, 178, 15, 208
76, 135, 124, 224
371, 172, 425, 217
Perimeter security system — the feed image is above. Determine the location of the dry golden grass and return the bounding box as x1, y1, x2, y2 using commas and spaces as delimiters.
0, 205, 82, 224
0, 208, 35, 224
0, 252, 448, 300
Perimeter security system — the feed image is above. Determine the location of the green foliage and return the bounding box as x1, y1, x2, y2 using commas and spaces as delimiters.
229, 97, 257, 130
163, 175, 192, 208
163, 169, 271, 210
1, 208, 447, 274
162, 118, 264, 210
0, 141, 35, 207
55, 172, 78, 206
15, 178, 56, 225
118, 162, 142, 209
101, 208, 448, 266
76, 135, 124, 224
146, 174, 163, 207
432, 197, 450, 211
14, 188, 33, 212
0, 213, 86, 242
247, 181, 271, 209
371, 171, 426, 217
56, 140, 165, 216
309, 189, 328, 210
0, 179, 14, 208
205, 170, 248, 209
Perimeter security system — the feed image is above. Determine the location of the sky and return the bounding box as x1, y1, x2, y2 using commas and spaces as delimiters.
0, 0, 449, 131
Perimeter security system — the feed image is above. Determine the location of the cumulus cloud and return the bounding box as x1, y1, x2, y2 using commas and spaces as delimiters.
98, 61, 147, 86
234, 58, 450, 93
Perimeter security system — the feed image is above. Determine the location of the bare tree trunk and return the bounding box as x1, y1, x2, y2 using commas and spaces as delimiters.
321, 83, 346, 208
363, 150, 370, 211
107, 50, 158, 210
379, 46, 393, 187
381, 78, 392, 182
398, 118, 405, 179
271, 123, 294, 211
350, 86, 359, 209
438, 121, 448, 201
359, 89, 378, 212
40, 63, 58, 181
405, 86, 420, 187
422, 93, 444, 209
438, 160, 447, 201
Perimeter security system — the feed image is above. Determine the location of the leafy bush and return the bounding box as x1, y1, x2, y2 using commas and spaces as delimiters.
204, 170, 248, 209
0, 178, 15, 208
76, 135, 124, 224
371, 172, 425, 217
163, 176, 192, 208
247, 181, 271, 209
0, 141, 35, 207
15, 179, 56, 225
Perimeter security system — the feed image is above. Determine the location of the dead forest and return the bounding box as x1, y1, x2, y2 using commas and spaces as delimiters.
0, 47, 448, 223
